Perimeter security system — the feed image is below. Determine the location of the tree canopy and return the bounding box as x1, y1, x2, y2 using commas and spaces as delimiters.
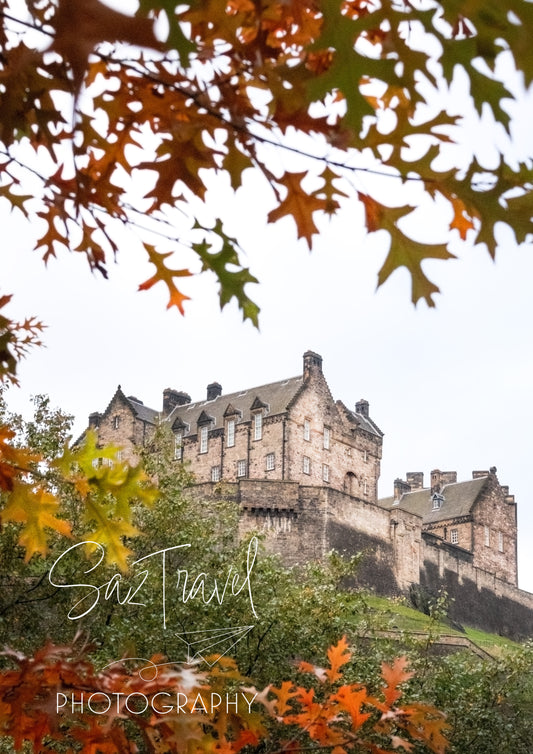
1, 0, 532, 335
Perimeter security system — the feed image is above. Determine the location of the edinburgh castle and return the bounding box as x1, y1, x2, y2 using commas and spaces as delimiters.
85, 351, 533, 638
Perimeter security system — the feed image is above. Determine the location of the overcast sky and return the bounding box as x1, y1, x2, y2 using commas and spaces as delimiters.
2, 0, 533, 596
3, 174, 533, 593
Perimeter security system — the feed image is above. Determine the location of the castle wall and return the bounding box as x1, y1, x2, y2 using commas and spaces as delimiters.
470, 475, 517, 585
95, 395, 152, 463
420, 533, 533, 638
170, 479, 533, 639
285, 370, 380, 501
424, 519, 473, 552
181, 412, 287, 484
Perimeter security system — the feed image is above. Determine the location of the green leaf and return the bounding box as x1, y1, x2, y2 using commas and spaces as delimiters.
192, 220, 260, 326
306, 0, 397, 133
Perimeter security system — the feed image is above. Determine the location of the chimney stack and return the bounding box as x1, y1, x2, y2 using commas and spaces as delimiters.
88, 412, 101, 429
394, 478, 411, 501
163, 388, 191, 415
431, 469, 457, 493
406, 471, 424, 490
355, 399, 369, 417
207, 382, 222, 401
303, 350, 323, 380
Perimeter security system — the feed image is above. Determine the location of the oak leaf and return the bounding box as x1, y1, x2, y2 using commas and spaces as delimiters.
49, 0, 164, 92
267, 171, 330, 248
380, 656, 414, 708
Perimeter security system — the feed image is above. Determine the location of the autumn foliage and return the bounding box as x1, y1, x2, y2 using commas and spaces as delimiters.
0, 637, 449, 753
1, 0, 533, 323
0, 425, 157, 568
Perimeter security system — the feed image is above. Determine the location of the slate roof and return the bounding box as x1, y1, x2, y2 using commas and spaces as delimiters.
337, 400, 384, 438
166, 375, 304, 434
378, 476, 488, 523
117, 371, 382, 438
125, 395, 159, 425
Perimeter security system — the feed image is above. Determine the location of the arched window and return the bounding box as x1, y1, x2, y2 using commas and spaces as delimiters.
344, 472, 356, 495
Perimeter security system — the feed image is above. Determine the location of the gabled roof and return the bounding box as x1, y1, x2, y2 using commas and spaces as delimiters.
125, 395, 159, 424
337, 400, 384, 438
101, 387, 159, 425
166, 375, 304, 433
378, 476, 488, 523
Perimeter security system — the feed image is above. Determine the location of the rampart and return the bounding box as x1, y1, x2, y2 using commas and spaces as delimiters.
186, 479, 533, 639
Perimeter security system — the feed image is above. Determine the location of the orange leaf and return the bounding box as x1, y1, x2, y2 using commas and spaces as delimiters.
138, 246, 192, 314
449, 196, 475, 240
271, 680, 298, 716
267, 171, 330, 248
332, 685, 372, 729
325, 636, 351, 683
381, 656, 414, 707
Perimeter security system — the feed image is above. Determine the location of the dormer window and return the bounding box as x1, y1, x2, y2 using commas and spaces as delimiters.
200, 425, 208, 454
227, 419, 235, 448
432, 493, 444, 510
174, 431, 183, 460
253, 411, 263, 441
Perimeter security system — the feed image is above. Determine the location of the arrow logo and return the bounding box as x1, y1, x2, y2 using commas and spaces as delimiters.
175, 625, 254, 666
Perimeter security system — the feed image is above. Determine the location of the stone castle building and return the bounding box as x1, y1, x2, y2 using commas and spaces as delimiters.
86, 351, 533, 637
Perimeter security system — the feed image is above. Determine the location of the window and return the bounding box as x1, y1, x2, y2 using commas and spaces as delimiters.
211, 465, 221, 482
432, 493, 444, 510
253, 412, 263, 440
322, 463, 330, 483
227, 419, 235, 448
200, 425, 208, 453
266, 452, 275, 471
113, 415, 120, 430
237, 459, 247, 478
117, 450, 123, 462
304, 419, 311, 441
363, 480, 368, 495
303, 456, 310, 475
363, 449, 368, 463
484, 526, 490, 547
498, 531, 504, 552
174, 432, 183, 460
450, 529, 459, 545
323, 426, 330, 450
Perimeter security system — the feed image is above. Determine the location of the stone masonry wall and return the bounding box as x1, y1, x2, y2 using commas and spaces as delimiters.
94, 394, 152, 464
471, 474, 517, 585
181, 413, 286, 484
425, 519, 473, 553
285, 368, 381, 502
178, 478, 533, 638
420, 534, 533, 638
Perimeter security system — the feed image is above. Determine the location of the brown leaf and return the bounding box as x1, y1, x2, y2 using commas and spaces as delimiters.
50, 0, 164, 92
267, 171, 330, 248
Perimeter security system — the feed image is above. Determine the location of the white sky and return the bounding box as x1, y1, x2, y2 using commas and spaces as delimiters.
3, 177, 533, 593
2, 0, 533, 597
